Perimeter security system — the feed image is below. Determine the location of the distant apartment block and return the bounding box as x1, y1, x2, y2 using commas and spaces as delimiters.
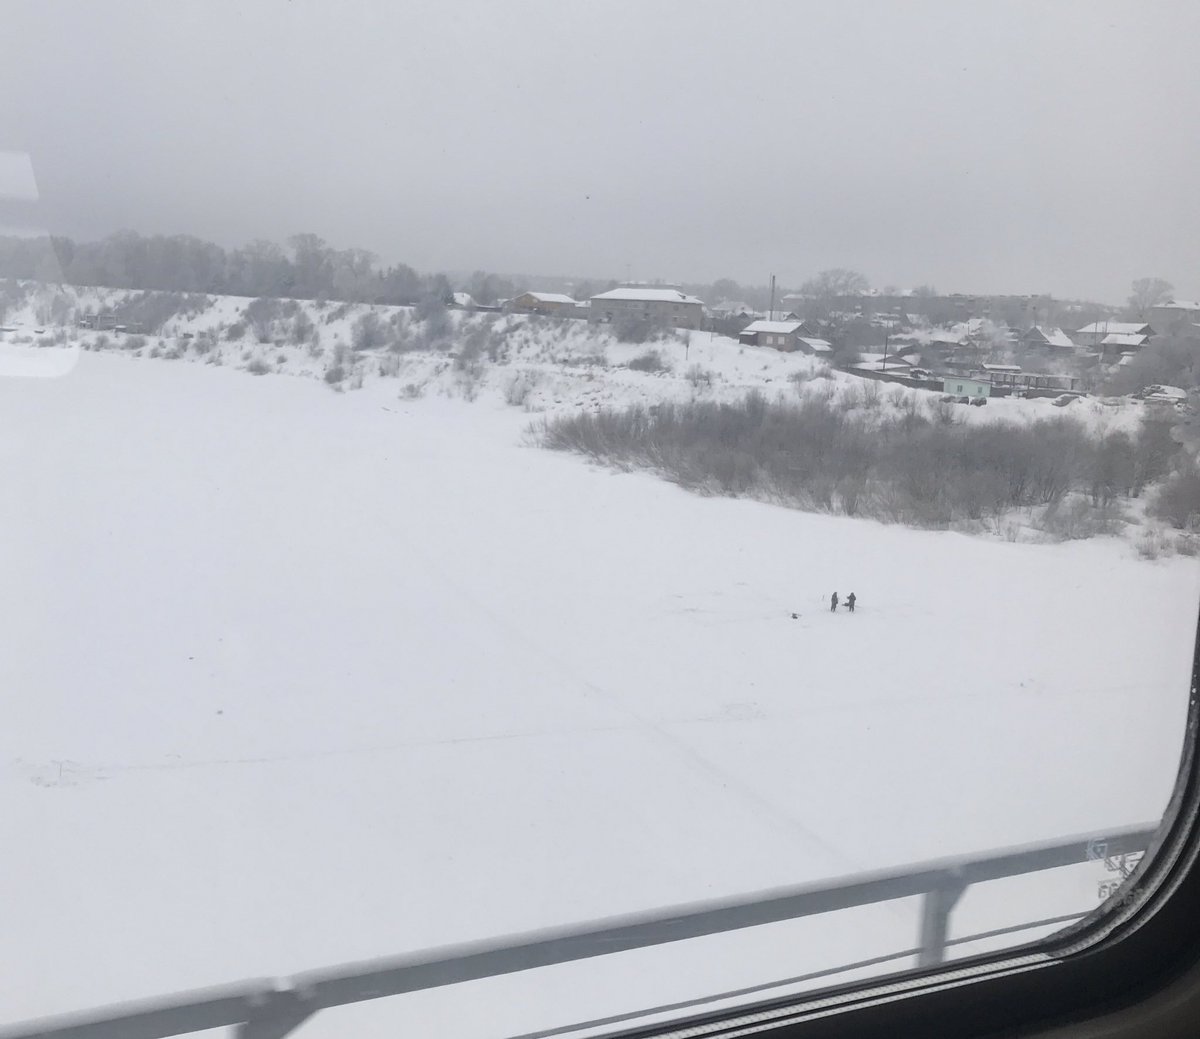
589, 287, 705, 329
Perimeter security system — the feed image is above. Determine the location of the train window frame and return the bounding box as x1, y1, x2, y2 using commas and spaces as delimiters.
605, 608, 1200, 1039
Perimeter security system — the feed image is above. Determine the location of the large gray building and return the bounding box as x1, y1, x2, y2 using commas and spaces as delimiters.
589, 287, 705, 329
1148, 300, 1200, 335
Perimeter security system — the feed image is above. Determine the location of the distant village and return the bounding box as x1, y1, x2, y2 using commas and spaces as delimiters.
446, 284, 1200, 406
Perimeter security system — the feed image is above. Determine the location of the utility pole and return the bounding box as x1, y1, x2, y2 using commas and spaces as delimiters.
769, 274, 776, 322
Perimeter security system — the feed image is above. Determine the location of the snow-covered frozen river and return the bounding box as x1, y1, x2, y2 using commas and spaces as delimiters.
3, 351, 1197, 1037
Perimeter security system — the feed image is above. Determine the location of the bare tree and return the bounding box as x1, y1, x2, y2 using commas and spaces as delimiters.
794, 268, 870, 321
799, 268, 869, 299
1128, 277, 1174, 318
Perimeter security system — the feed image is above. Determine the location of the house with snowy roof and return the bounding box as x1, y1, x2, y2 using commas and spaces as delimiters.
1072, 320, 1155, 349
506, 291, 579, 316
780, 313, 825, 335
710, 300, 759, 318
737, 319, 832, 355
1020, 326, 1075, 350
1100, 331, 1153, 353
589, 287, 705, 329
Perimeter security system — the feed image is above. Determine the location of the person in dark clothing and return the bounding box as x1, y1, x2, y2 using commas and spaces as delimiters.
830, 592, 839, 612
846, 592, 856, 613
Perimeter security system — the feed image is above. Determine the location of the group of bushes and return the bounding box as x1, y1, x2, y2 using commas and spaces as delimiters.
537, 392, 1193, 538
102, 290, 209, 335
1106, 334, 1200, 397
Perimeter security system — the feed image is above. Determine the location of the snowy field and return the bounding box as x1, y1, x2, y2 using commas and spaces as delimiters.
3, 346, 1199, 1037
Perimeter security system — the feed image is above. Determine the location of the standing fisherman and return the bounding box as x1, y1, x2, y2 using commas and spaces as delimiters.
830, 592, 839, 613
847, 592, 857, 613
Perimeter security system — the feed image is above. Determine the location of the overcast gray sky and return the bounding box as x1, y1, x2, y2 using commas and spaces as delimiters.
2, 0, 1197, 302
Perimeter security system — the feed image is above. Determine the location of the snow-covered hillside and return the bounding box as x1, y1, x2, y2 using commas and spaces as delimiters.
2, 343, 1198, 1038
0, 279, 1145, 432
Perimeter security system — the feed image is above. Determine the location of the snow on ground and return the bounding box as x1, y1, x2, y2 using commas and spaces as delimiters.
2, 344, 1197, 1037
0, 280, 1149, 437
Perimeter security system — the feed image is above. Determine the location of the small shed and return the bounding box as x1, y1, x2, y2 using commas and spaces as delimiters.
942, 376, 991, 398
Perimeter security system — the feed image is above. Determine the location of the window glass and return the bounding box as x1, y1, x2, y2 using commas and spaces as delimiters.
3, 3, 1198, 1038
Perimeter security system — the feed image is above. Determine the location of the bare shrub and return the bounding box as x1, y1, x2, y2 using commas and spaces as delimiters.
415, 293, 447, 323
226, 322, 246, 340
1137, 530, 1172, 560
804, 380, 836, 406
94, 333, 111, 351
1105, 334, 1200, 397
685, 363, 714, 390
1150, 458, 1200, 529
456, 362, 484, 401
246, 358, 271, 376
419, 305, 453, 348
612, 313, 670, 344
556, 349, 607, 368
1133, 414, 1178, 495
504, 370, 540, 407
455, 322, 491, 368
840, 383, 866, 410
930, 399, 958, 426
324, 364, 346, 384
535, 393, 1107, 535
290, 311, 314, 345
114, 290, 195, 334
895, 391, 925, 432
1089, 432, 1136, 505
628, 349, 668, 373
1036, 497, 1126, 541
1175, 534, 1200, 557
352, 311, 386, 351
245, 297, 298, 343
400, 382, 425, 400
